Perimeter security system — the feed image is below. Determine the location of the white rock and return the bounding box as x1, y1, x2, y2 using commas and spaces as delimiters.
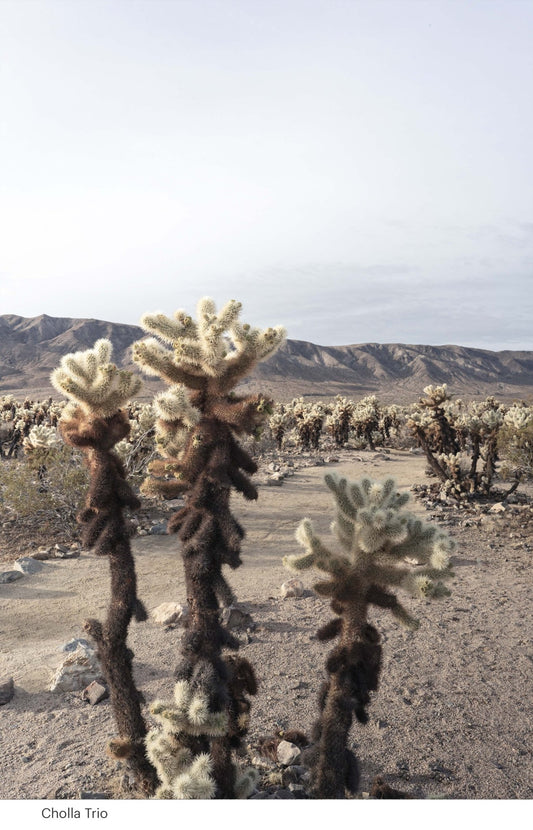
151, 602, 189, 626
49, 645, 102, 693
280, 579, 304, 599
277, 740, 301, 766
14, 557, 45, 575
489, 502, 506, 513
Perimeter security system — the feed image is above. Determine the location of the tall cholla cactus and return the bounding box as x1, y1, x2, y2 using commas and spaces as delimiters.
132, 298, 286, 799
51, 340, 158, 795
284, 474, 454, 798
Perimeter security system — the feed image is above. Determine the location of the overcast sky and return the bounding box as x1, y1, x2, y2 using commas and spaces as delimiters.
1, 0, 532, 350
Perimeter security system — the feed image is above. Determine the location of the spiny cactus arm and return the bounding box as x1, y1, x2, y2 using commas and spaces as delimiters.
283, 517, 350, 575
388, 518, 455, 567
196, 297, 241, 365
365, 584, 420, 630
209, 394, 272, 435
141, 475, 189, 499
173, 753, 216, 800
150, 702, 228, 738
132, 338, 206, 389
140, 310, 199, 345
153, 385, 202, 428
145, 733, 193, 789
216, 324, 286, 393
324, 474, 358, 519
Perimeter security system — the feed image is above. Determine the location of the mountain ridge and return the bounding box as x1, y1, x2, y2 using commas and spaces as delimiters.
1, 313, 532, 404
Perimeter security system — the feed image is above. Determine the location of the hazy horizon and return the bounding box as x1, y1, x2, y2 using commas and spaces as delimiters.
1, 0, 532, 351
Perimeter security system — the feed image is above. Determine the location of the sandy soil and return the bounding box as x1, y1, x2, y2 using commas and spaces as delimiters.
1, 448, 532, 801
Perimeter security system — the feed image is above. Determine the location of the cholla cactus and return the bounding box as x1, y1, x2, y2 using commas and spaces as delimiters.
23, 424, 62, 471
268, 403, 289, 451
498, 403, 533, 484
284, 474, 454, 798
290, 398, 324, 450
51, 338, 141, 419
133, 299, 285, 798
51, 340, 157, 795
408, 388, 507, 499
325, 396, 354, 447
146, 656, 259, 799
351, 395, 381, 450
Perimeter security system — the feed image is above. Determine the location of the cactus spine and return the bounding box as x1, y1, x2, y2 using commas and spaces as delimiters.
285, 474, 454, 798
51, 340, 158, 794
133, 298, 285, 798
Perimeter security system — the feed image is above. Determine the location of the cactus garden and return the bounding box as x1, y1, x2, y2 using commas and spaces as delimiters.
1, 305, 533, 801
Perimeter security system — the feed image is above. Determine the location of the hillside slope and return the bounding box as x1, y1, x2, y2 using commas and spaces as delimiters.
1, 313, 532, 403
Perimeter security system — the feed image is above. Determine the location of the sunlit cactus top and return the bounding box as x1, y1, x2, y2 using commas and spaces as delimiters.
50, 339, 142, 418
133, 298, 286, 389
284, 473, 454, 629
131, 298, 286, 461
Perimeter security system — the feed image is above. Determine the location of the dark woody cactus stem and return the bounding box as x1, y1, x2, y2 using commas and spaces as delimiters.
51, 340, 158, 795
133, 298, 286, 799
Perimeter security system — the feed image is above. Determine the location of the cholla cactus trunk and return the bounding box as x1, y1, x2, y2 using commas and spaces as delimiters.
285, 474, 454, 798
51, 342, 158, 795
133, 299, 285, 798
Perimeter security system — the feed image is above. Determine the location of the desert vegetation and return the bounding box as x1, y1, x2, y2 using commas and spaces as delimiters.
1, 310, 533, 800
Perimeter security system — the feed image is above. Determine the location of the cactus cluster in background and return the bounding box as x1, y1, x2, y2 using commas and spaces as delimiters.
50, 340, 158, 795
407, 385, 512, 499
6, 311, 533, 801
284, 474, 454, 798
132, 298, 286, 798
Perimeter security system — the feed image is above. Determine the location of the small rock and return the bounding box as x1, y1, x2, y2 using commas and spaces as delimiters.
489, 502, 506, 513
221, 605, 254, 629
53, 545, 80, 559
82, 680, 109, 705
152, 602, 189, 626
0, 677, 15, 705
149, 522, 167, 535
32, 547, 54, 560
14, 556, 45, 575
280, 578, 304, 599
267, 473, 284, 486
0, 570, 24, 583
61, 638, 92, 653
277, 740, 301, 766
268, 462, 280, 472
324, 456, 339, 463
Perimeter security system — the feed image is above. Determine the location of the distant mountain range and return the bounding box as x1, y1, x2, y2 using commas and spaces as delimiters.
1, 313, 533, 404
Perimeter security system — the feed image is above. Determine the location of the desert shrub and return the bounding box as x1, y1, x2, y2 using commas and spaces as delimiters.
115, 402, 157, 482
0, 444, 88, 522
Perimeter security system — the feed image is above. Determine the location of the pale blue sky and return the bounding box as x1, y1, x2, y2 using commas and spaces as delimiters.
1, 0, 532, 349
